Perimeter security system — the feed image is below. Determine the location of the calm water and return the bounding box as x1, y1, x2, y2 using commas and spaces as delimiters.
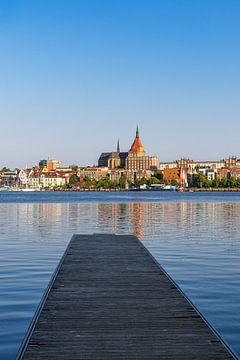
0, 191, 240, 359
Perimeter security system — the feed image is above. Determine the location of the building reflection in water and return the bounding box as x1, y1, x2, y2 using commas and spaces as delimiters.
97, 203, 148, 239
1, 200, 240, 359
4, 201, 240, 249
96, 201, 240, 248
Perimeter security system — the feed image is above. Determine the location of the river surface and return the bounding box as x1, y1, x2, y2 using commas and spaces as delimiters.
0, 191, 240, 359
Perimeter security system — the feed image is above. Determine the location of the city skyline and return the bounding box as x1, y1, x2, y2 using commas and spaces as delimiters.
1, 1, 240, 168
2, 127, 240, 170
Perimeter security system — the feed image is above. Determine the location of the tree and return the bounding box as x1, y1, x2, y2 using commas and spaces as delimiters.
227, 176, 236, 188
1, 167, 10, 172
69, 174, 79, 186
190, 174, 209, 188
96, 178, 115, 189
134, 178, 140, 188
82, 176, 93, 188
211, 178, 220, 188
153, 170, 163, 181
119, 175, 126, 189
220, 177, 227, 188
236, 178, 240, 188
69, 165, 79, 173
149, 176, 160, 185
140, 177, 148, 185
171, 179, 179, 186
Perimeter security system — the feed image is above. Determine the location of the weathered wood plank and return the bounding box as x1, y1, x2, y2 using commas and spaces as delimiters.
17, 234, 236, 359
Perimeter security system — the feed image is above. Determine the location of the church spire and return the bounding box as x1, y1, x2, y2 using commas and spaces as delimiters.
117, 139, 120, 153
129, 126, 145, 156
136, 126, 139, 138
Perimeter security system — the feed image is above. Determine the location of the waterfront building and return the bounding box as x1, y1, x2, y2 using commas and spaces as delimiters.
159, 157, 240, 184
225, 156, 240, 168
28, 170, 69, 189
197, 168, 216, 181
17, 169, 32, 188
217, 167, 240, 180
229, 168, 240, 179
98, 140, 128, 169
125, 169, 152, 183
39, 159, 61, 171
125, 127, 158, 179
163, 167, 188, 187
78, 167, 108, 182
0, 170, 18, 187
159, 158, 225, 173
98, 128, 158, 181
108, 168, 126, 184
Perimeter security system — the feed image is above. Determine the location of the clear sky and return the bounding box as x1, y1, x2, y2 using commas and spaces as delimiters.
1, 0, 240, 168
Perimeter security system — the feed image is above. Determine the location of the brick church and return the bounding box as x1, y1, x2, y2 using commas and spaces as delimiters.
98, 127, 158, 173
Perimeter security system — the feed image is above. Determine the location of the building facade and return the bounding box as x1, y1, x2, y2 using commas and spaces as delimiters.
98, 140, 128, 169
39, 159, 61, 171
125, 127, 158, 176
78, 167, 109, 182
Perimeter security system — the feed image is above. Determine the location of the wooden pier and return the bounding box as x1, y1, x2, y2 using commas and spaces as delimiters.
18, 234, 236, 359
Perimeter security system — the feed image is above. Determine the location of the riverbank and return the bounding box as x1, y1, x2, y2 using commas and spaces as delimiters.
187, 188, 240, 192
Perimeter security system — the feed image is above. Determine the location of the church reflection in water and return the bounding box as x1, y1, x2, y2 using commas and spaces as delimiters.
96, 201, 240, 242
7, 201, 240, 245
97, 203, 148, 239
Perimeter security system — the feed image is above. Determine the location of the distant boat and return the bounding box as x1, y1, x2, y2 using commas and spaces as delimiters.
0, 186, 11, 192
21, 188, 37, 192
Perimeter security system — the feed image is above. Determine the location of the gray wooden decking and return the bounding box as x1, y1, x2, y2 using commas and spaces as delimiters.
18, 234, 236, 359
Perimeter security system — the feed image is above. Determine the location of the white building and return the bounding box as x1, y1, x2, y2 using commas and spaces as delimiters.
28, 171, 69, 189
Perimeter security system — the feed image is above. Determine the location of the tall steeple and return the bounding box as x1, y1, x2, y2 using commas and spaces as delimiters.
136, 126, 139, 138
129, 126, 145, 156
117, 139, 120, 153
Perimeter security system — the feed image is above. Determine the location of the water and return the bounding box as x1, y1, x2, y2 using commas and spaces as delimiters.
0, 192, 240, 359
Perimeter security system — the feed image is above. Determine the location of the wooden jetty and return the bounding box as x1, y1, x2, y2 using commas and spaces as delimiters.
18, 234, 236, 359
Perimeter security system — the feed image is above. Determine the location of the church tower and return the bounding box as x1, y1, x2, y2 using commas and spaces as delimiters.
128, 126, 145, 157
125, 126, 158, 180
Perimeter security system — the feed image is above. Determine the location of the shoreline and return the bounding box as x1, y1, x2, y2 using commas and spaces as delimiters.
3, 188, 240, 193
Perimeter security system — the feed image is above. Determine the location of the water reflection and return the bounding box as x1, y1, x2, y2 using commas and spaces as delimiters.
1, 201, 240, 359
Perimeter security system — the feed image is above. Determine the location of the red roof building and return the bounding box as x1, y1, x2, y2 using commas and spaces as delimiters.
129, 127, 145, 157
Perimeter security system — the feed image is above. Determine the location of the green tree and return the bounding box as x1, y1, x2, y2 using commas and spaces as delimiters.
140, 177, 148, 185
171, 179, 179, 186
134, 178, 140, 188
153, 170, 163, 181
149, 176, 160, 185
211, 178, 220, 188
227, 176, 236, 188
191, 174, 209, 188
220, 177, 227, 188
69, 174, 79, 186
119, 175, 126, 189
202, 177, 211, 188
82, 176, 93, 188
236, 178, 240, 188
98, 178, 116, 189
69, 165, 79, 173
1, 167, 10, 172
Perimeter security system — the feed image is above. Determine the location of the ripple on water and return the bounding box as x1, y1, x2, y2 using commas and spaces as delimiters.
0, 195, 240, 359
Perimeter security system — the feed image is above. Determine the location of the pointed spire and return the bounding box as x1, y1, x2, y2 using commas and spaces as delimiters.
129, 126, 145, 156
117, 139, 120, 153
136, 126, 139, 138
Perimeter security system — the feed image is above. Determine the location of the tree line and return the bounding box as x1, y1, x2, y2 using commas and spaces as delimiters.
188, 174, 240, 188
67, 172, 178, 190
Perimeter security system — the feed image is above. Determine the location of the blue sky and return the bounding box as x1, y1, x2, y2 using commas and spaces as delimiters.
1, 0, 240, 168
